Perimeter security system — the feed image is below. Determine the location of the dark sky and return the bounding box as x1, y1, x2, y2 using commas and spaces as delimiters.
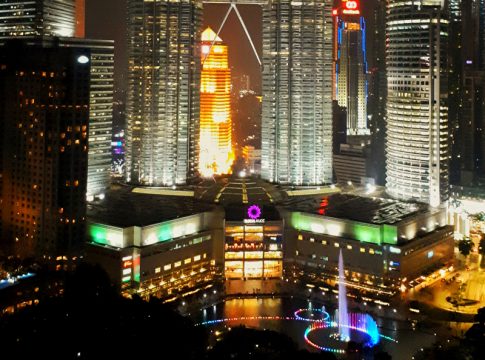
85, 1, 376, 94
85, 1, 262, 93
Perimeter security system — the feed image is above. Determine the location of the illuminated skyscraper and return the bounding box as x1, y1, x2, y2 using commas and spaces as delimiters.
449, 0, 485, 185
262, 0, 333, 185
0, 0, 113, 200
126, 0, 201, 186
334, 0, 368, 136
386, 0, 449, 207
0, 40, 90, 260
199, 27, 234, 177
0, 0, 76, 38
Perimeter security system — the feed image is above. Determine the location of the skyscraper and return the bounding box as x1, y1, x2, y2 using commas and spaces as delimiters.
449, 0, 485, 185
60, 38, 114, 200
0, 0, 114, 200
199, 27, 234, 177
125, 0, 202, 186
0, 0, 76, 38
386, 0, 449, 207
334, 0, 369, 136
0, 40, 90, 260
368, 0, 387, 185
261, 0, 333, 185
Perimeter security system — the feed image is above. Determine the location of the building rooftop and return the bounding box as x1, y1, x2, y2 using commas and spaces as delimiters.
282, 193, 429, 225
87, 185, 217, 228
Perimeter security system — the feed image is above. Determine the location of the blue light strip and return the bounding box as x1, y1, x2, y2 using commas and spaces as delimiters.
361, 16, 368, 102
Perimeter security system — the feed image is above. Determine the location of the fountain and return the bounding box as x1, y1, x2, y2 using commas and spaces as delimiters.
338, 249, 350, 341
198, 249, 395, 355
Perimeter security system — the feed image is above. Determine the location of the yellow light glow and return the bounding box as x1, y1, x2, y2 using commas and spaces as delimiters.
199, 27, 234, 177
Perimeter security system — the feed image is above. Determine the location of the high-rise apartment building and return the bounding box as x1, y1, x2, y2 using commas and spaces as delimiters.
367, 0, 387, 185
0, 0, 113, 200
125, 0, 202, 186
386, 0, 449, 207
261, 0, 333, 185
0, 0, 76, 38
0, 40, 90, 260
60, 38, 114, 200
199, 27, 234, 177
449, 0, 485, 185
334, 0, 368, 136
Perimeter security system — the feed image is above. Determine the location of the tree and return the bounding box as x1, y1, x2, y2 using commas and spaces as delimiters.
458, 238, 473, 257
207, 326, 337, 360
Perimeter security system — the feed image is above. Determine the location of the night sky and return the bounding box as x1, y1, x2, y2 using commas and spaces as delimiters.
85, 1, 262, 93
85, 1, 376, 95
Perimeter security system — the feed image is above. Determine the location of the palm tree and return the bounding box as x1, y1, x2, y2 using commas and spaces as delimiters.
458, 238, 473, 267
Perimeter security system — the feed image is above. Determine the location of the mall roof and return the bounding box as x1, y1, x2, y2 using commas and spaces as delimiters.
87, 185, 217, 227
282, 193, 429, 225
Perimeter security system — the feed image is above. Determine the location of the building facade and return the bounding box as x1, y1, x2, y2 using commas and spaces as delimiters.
199, 27, 234, 177
386, 0, 449, 207
0, 40, 90, 261
261, 0, 333, 185
0, 0, 77, 38
125, 0, 202, 186
334, 0, 369, 136
0, 0, 113, 200
449, 0, 485, 185
87, 190, 454, 299
367, 0, 387, 185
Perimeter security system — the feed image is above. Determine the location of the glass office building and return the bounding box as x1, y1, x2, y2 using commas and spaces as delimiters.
386, 0, 449, 207
261, 0, 334, 185
125, 0, 202, 186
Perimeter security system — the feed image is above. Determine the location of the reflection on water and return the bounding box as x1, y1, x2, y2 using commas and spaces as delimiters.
197, 297, 441, 360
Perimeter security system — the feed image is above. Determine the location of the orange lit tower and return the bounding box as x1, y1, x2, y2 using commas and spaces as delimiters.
199, 27, 234, 177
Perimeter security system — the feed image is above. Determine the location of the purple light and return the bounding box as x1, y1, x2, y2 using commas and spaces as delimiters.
247, 205, 262, 220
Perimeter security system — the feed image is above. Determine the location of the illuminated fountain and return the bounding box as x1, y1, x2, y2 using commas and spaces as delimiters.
198, 252, 396, 354
338, 249, 350, 341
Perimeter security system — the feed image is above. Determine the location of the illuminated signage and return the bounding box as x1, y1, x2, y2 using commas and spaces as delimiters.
342, 0, 360, 15
244, 218, 265, 224
247, 205, 262, 220
345, 1, 358, 9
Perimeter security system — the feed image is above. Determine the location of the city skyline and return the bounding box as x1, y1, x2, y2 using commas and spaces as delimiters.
1, 1, 485, 359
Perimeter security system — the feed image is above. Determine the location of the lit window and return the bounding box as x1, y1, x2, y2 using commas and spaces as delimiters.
123, 268, 131, 275
310, 237, 315, 242
360, 248, 365, 253
184, 258, 191, 265
194, 255, 201, 262
298, 234, 303, 240
174, 261, 181, 268
163, 264, 171, 271
155, 267, 161, 274
347, 245, 352, 250
334, 242, 339, 248
369, 248, 375, 254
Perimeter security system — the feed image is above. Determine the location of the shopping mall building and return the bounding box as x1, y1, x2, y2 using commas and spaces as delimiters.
86, 183, 454, 299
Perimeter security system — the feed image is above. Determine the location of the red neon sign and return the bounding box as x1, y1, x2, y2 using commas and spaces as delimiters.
345, 1, 358, 10
342, 0, 360, 15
